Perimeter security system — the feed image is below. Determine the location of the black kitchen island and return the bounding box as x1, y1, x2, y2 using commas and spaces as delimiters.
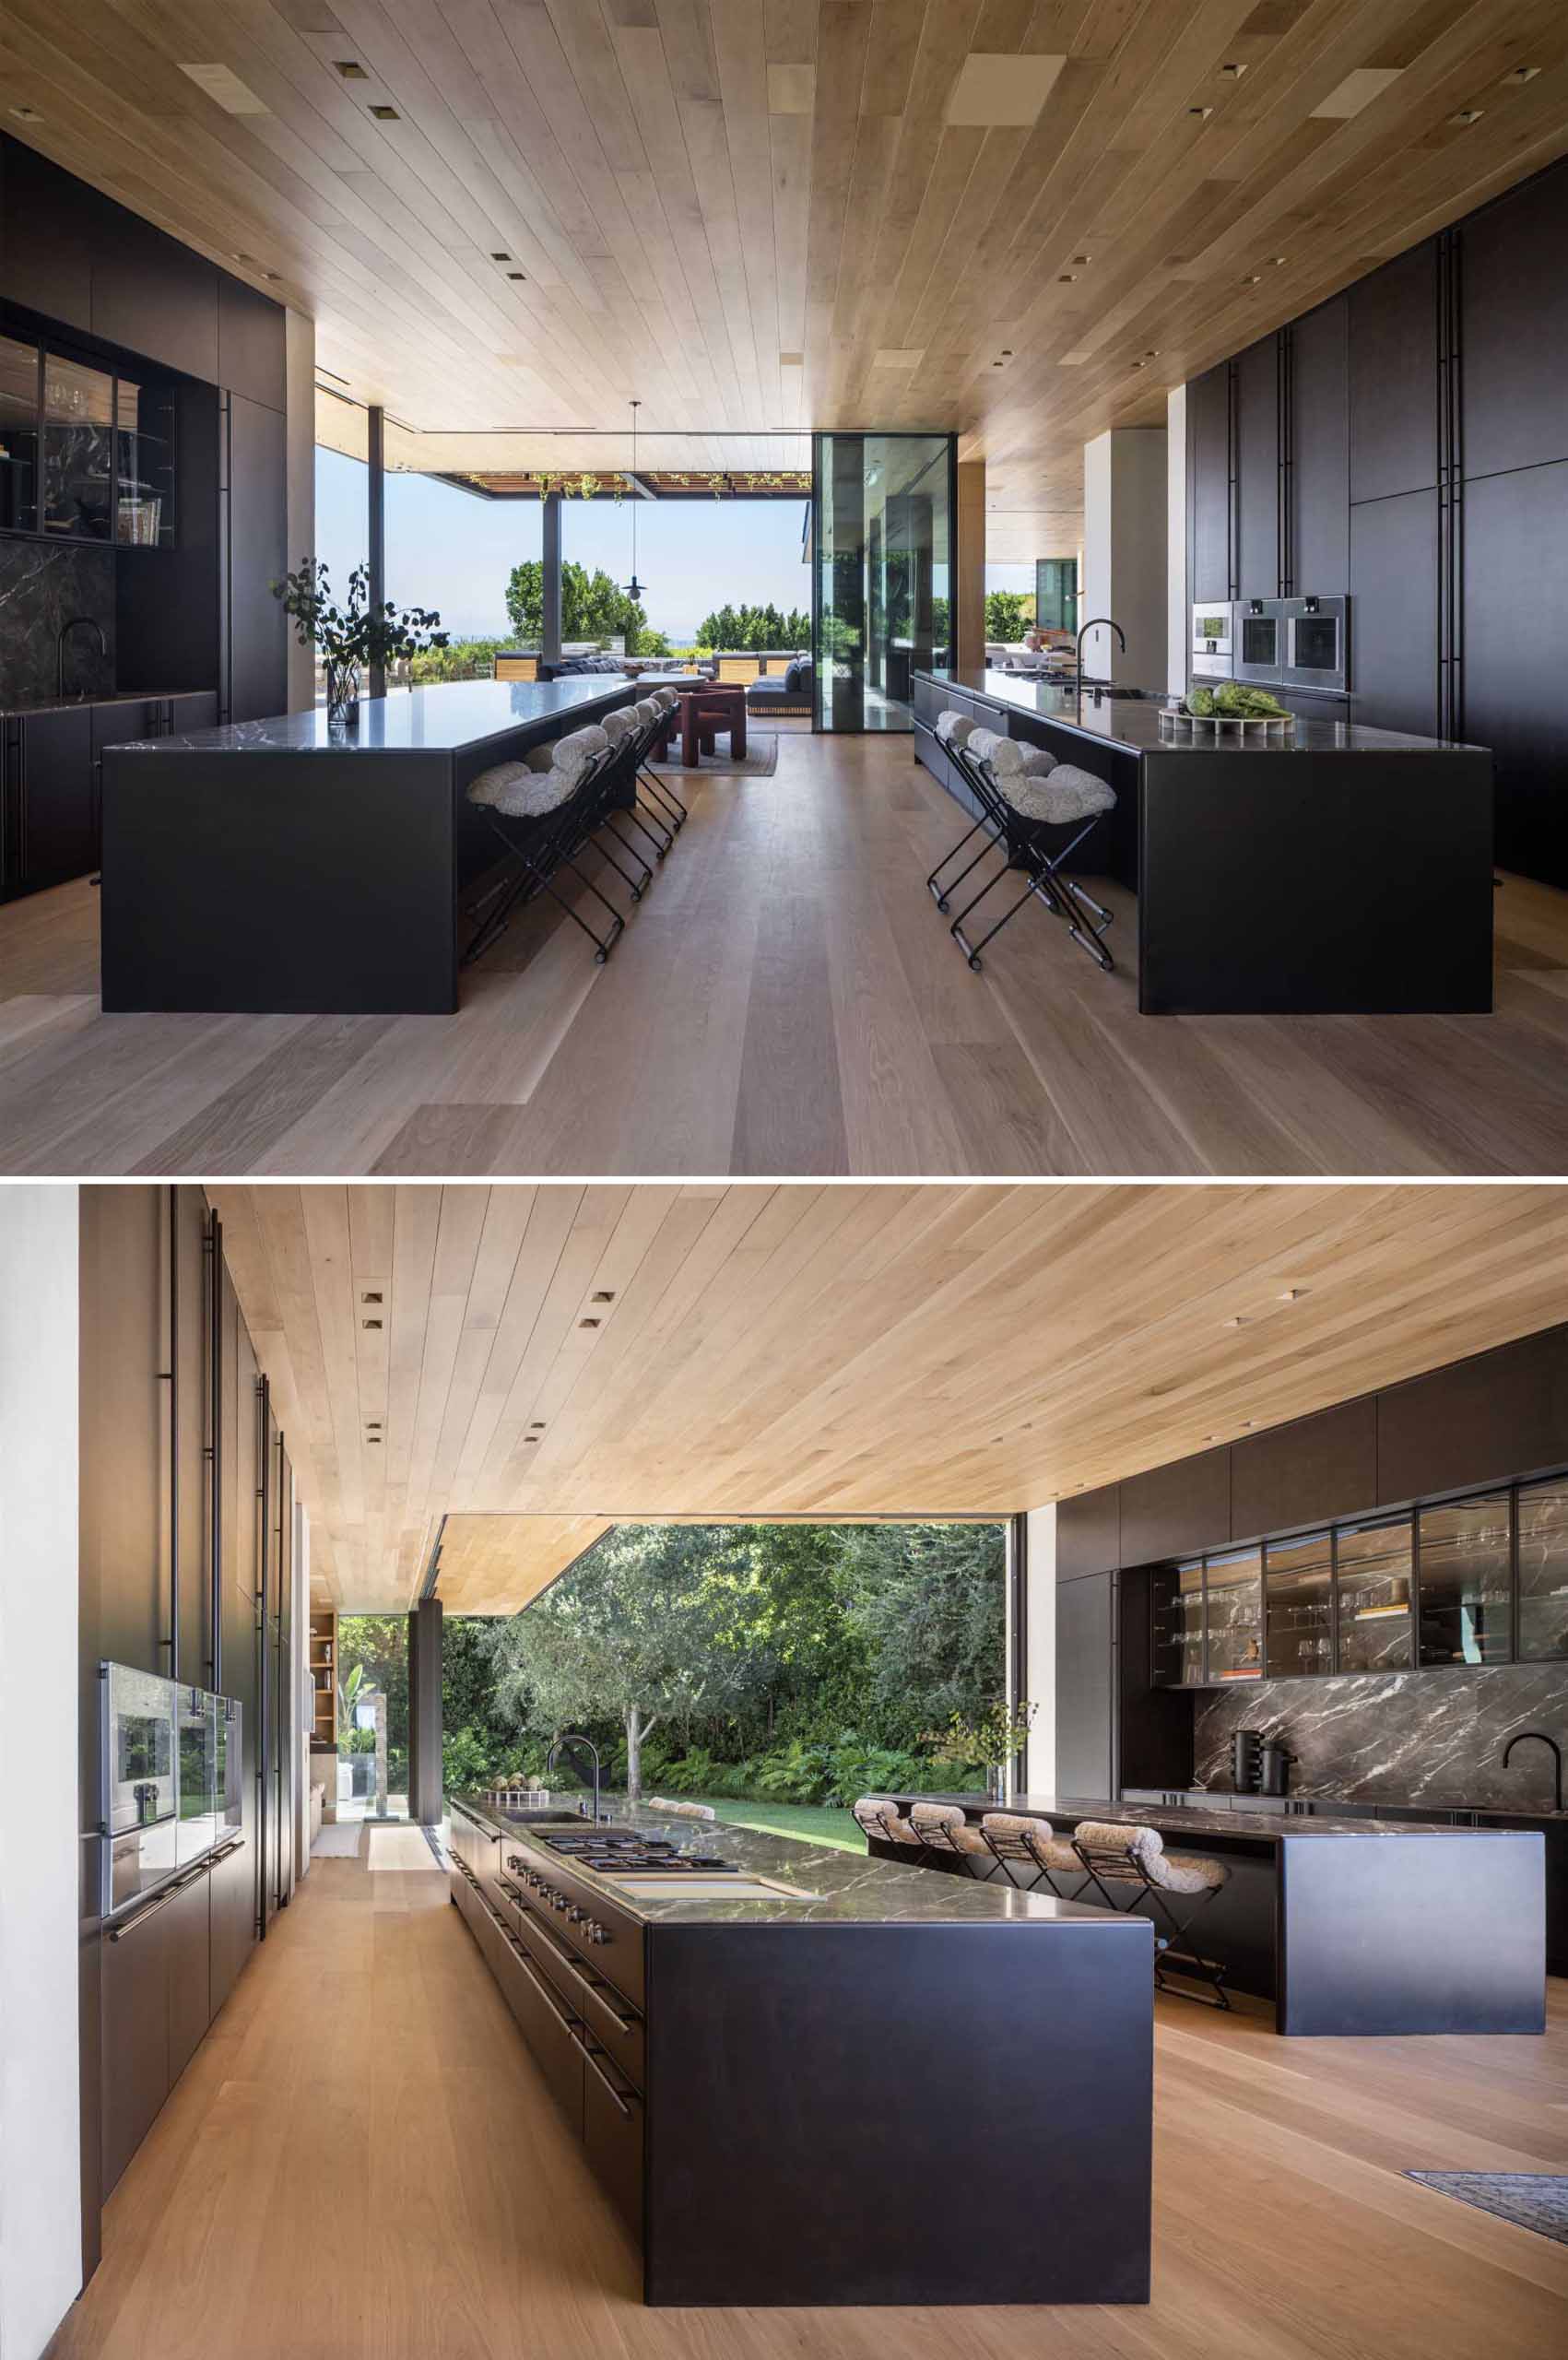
99, 677, 639, 1014
449, 1793, 1153, 2307
868, 1791, 1546, 2036
912, 667, 1493, 1014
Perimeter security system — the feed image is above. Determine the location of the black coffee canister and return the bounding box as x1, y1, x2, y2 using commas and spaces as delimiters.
1232, 1729, 1264, 1793
1259, 1740, 1297, 1796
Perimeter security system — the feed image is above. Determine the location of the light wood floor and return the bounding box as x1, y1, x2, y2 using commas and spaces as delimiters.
49, 1847, 1568, 2360
6, 733, 1568, 1175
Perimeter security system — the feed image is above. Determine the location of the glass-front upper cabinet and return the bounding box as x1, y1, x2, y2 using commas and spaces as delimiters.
1418, 1493, 1512, 1666
1152, 1559, 1207, 1684
115, 376, 176, 546
0, 332, 39, 533
1516, 1477, 1568, 1660
1264, 1529, 1332, 1677
1205, 1544, 1264, 1682
42, 350, 115, 538
1336, 1514, 1414, 1672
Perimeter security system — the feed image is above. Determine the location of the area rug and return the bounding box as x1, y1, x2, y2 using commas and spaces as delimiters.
649, 729, 778, 778
364, 1822, 443, 1870
310, 1823, 363, 1858
1406, 2172, 1568, 2244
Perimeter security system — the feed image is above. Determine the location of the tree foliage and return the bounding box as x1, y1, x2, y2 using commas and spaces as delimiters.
504, 558, 664, 655
693, 600, 810, 652
447, 1522, 1006, 1804
984, 589, 1036, 642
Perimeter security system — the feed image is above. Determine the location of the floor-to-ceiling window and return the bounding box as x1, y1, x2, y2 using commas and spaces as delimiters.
813, 432, 953, 731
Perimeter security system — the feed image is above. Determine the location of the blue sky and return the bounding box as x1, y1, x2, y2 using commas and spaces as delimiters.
316, 446, 811, 643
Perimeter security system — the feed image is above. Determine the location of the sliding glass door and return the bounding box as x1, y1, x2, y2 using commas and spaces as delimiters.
813, 432, 953, 730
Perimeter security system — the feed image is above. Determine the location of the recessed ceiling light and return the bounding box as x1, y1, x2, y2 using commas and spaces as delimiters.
1238, 1421, 1254, 1430
490, 251, 511, 261
1058, 273, 1078, 283
945, 52, 1066, 127
1279, 1287, 1305, 1302
1271, 255, 1287, 266
1243, 273, 1262, 285
10, 105, 43, 122
1000, 348, 1013, 358
1220, 62, 1247, 79
992, 359, 1005, 367
1071, 254, 1091, 266
360, 1291, 383, 1304
366, 1435, 383, 1445
1226, 1315, 1248, 1328
1311, 66, 1402, 120
334, 61, 368, 79
1189, 105, 1213, 118
1448, 107, 1484, 125
528, 1422, 546, 1431
506, 271, 526, 281
1504, 65, 1540, 84
591, 1291, 615, 1303
370, 102, 399, 120
579, 1316, 601, 1329
523, 1434, 539, 1445
361, 1318, 382, 1330
1131, 360, 1148, 370
178, 63, 270, 115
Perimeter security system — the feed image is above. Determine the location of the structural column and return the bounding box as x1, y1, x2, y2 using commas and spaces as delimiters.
1081, 427, 1168, 687
366, 404, 385, 699
407, 1596, 443, 1826
541, 490, 562, 667
954, 458, 985, 669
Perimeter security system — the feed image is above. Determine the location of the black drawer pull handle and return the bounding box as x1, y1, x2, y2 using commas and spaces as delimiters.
576, 2036, 634, 2118
513, 1943, 581, 2035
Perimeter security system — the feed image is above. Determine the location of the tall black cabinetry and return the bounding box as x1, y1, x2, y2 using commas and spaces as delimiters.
1188, 362, 1233, 602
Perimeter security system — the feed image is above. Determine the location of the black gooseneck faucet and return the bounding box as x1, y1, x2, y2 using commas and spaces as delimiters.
1503, 1729, 1563, 1813
547, 1731, 602, 1824
1075, 615, 1126, 709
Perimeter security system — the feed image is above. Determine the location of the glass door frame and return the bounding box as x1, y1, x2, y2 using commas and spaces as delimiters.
809, 428, 959, 735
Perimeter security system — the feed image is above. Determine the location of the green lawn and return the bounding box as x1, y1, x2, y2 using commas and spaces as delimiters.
701, 1799, 863, 1854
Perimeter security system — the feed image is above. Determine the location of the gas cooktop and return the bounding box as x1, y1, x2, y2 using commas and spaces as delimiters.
539, 1825, 739, 1875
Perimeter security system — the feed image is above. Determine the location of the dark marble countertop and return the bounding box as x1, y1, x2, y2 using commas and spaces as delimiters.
914, 667, 1486, 757
878, 1792, 1536, 1845
102, 675, 638, 755
452, 1795, 1118, 1928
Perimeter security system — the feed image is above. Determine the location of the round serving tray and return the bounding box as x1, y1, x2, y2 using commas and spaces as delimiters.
1160, 707, 1295, 740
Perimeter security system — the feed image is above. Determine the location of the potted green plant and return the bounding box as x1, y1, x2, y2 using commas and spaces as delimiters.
930, 1700, 1036, 1805
271, 557, 449, 727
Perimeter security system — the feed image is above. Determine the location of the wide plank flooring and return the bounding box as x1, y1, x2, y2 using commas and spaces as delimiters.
49, 1844, 1568, 2360
5, 732, 1568, 1175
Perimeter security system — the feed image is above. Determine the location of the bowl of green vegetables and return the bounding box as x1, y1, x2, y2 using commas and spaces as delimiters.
1163, 682, 1294, 738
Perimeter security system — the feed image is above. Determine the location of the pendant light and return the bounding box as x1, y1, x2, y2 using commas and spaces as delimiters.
624, 399, 645, 603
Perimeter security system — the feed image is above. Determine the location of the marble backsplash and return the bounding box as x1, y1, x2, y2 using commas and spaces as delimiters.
0, 538, 114, 703
1194, 1663, 1566, 1810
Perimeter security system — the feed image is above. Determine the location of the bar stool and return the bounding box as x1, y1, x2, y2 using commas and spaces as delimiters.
948, 730, 1118, 974
851, 1796, 922, 1847
1069, 1819, 1232, 2008
636, 690, 690, 832
465, 735, 628, 965
979, 1811, 1085, 1896
925, 711, 1002, 911
908, 1800, 998, 1876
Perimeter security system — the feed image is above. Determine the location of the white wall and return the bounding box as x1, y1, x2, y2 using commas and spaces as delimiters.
1023, 1504, 1056, 1794
0, 1188, 82, 2360
1080, 427, 1168, 687
1166, 384, 1188, 694
284, 310, 317, 714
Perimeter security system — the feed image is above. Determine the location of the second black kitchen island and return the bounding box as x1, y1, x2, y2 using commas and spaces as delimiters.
99, 677, 640, 1014
448, 1794, 1153, 2307
912, 667, 1494, 1014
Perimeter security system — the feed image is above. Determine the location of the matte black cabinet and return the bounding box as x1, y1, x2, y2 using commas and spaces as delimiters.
1461, 458, 1568, 885
80, 1187, 171, 1677
1460, 167, 1568, 480
1289, 294, 1349, 593
100, 1895, 172, 2197
1349, 242, 1438, 503
2, 703, 93, 896
165, 1869, 212, 2086
1056, 1484, 1120, 1581
208, 1841, 254, 2015
1234, 335, 1280, 600
173, 1181, 212, 1683
1119, 1446, 1231, 1566
1375, 1326, 1568, 1505
1231, 1398, 1376, 1542
1056, 1571, 1115, 1795
227, 393, 289, 724
1189, 363, 1232, 601
1349, 489, 1440, 735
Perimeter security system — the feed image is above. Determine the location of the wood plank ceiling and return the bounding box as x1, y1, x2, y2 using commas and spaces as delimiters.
6, 5, 1568, 553
207, 1182, 1568, 1614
